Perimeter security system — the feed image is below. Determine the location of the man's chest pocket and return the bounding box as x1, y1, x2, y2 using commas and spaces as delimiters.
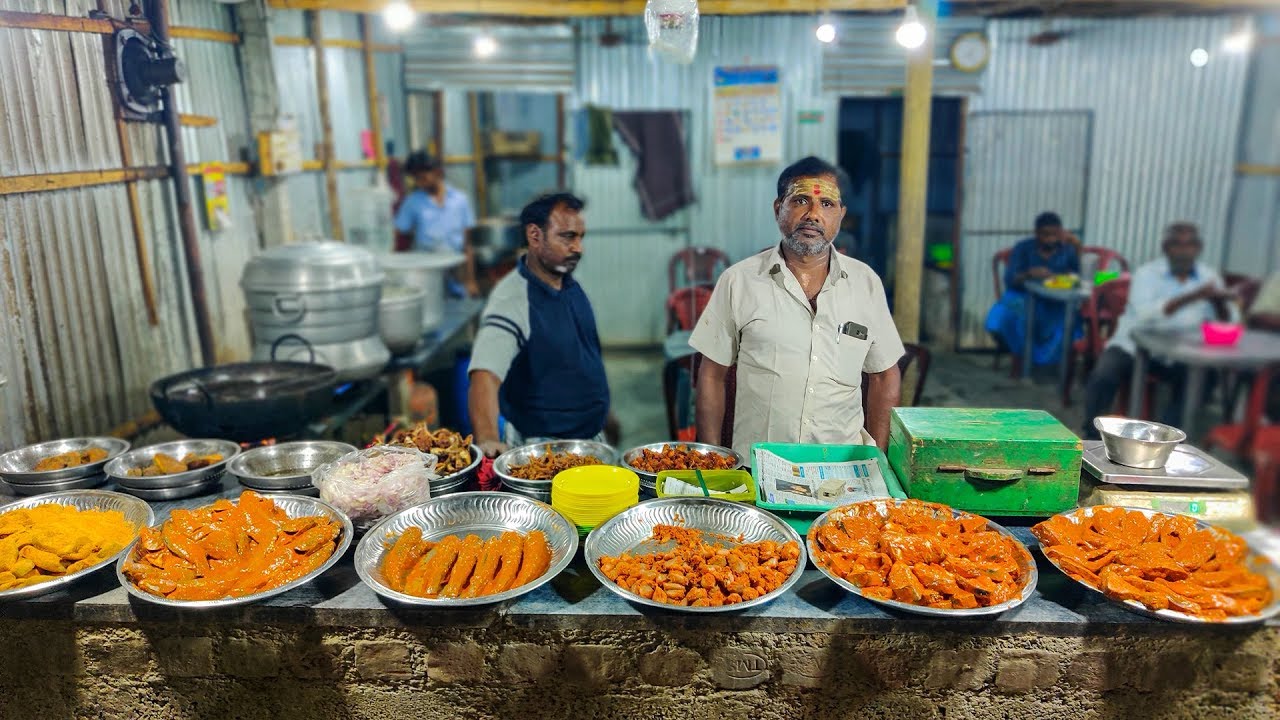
832, 321, 872, 387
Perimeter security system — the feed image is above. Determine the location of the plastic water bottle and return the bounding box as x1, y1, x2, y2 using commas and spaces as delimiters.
1080, 253, 1098, 293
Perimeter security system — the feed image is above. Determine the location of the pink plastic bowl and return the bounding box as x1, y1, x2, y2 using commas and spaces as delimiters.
1202, 321, 1243, 346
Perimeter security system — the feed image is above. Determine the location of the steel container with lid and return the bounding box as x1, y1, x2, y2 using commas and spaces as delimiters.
241, 241, 386, 345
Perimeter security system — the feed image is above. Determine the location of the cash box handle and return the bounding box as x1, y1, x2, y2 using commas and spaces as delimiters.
938, 464, 1023, 483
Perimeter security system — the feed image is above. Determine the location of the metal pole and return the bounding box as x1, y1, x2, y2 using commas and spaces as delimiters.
150, 0, 216, 366
312, 10, 343, 239
892, 0, 937, 345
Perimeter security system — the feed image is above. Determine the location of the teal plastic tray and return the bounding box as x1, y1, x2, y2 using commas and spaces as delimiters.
750, 443, 907, 534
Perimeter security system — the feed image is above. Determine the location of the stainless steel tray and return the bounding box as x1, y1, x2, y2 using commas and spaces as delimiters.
115, 478, 223, 501
117, 494, 353, 608
1082, 441, 1248, 490
2, 474, 107, 495
228, 441, 355, 491
808, 499, 1038, 617
584, 497, 806, 613
1037, 506, 1280, 624
105, 439, 241, 489
432, 444, 482, 493
354, 491, 577, 607
0, 490, 154, 602
0, 437, 131, 484
620, 442, 744, 490
494, 440, 618, 490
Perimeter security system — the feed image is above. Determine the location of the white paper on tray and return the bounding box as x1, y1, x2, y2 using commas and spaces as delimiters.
753, 448, 890, 507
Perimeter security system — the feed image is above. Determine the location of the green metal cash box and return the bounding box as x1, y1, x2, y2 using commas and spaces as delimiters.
887, 408, 1082, 517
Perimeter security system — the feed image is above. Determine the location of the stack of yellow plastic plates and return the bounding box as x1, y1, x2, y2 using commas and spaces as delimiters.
551, 465, 640, 535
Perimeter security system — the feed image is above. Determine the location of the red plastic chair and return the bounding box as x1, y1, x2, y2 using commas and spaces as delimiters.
668, 246, 730, 293
1251, 426, 1280, 524
666, 286, 713, 333
1204, 366, 1275, 461
668, 355, 735, 446
1063, 275, 1131, 405
1080, 246, 1130, 274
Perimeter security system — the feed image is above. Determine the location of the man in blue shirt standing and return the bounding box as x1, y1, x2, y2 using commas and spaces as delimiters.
468, 192, 618, 457
985, 212, 1081, 372
394, 152, 479, 298
1082, 222, 1239, 437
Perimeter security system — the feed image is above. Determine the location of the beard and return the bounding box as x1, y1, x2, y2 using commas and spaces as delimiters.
782, 225, 831, 257
552, 254, 582, 275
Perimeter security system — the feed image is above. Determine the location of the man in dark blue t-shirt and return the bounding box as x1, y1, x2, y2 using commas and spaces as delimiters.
468, 192, 617, 457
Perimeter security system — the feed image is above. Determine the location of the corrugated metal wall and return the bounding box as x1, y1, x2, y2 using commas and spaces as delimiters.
573, 15, 837, 345
822, 15, 986, 93
1223, 13, 1280, 276
404, 24, 575, 92
957, 15, 1253, 348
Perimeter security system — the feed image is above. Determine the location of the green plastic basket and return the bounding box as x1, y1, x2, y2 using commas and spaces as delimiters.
750, 443, 907, 534
655, 469, 756, 503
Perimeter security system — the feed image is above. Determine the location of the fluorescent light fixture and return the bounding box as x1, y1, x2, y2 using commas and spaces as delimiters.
1189, 47, 1209, 67
1223, 24, 1254, 54
816, 22, 836, 44
383, 1, 415, 33
896, 5, 926, 50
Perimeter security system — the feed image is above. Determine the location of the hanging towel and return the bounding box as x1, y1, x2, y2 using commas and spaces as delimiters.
584, 105, 619, 166
612, 110, 695, 221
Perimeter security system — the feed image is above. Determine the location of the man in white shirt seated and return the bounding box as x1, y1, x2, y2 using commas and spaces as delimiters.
1082, 222, 1239, 438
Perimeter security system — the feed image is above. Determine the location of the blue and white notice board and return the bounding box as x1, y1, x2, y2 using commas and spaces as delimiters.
712, 66, 782, 167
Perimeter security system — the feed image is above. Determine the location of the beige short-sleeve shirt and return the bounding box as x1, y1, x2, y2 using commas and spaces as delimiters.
689, 247, 906, 461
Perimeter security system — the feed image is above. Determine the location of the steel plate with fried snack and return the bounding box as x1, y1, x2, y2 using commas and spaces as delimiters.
629, 444, 735, 473
375, 423, 474, 476
508, 453, 604, 481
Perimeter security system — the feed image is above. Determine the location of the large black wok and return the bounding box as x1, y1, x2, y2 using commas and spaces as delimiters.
150, 360, 338, 442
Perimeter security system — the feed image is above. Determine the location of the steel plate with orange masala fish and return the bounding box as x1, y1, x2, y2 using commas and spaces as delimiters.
379, 528, 553, 599
121, 490, 342, 601
810, 499, 1030, 610
1032, 507, 1273, 621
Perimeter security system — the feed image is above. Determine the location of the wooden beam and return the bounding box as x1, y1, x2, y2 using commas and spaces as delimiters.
312, 10, 344, 239
555, 94, 566, 188
187, 162, 253, 175
178, 113, 218, 128
169, 26, 240, 44
892, 0, 937, 344
1238, 164, 1280, 176
113, 117, 160, 326
325, 37, 364, 49
362, 15, 387, 171
444, 154, 563, 164
266, 0, 906, 13
0, 11, 148, 34
303, 159, 324, 171
468, 92, 488, 218
370, 43, 402, 53
273, 35, 312, 46
0, 167, 169, 196
274, 35, 389, 49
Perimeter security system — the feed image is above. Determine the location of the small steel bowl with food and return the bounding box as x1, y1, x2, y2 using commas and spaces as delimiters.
0, 489, 154, 601
1093, 416, 1186, 469
229, 441, 356, 492
355, 492, 578, 607
585, 497, 806, 613
0, 437, 131, 485
431, 445, 482, 496
495, 440, 617, 502
105, 439, 241, 489
620, 442, 744, 495
372, 424, 479, 497
117, 492, 353, 609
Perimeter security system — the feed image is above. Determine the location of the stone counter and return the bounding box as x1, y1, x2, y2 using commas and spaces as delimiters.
1, 484, 1278, 719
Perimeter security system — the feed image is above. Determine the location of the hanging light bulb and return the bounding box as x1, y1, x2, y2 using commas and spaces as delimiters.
816, 13, 836, 44
1189, 47, 1209, 67
473, 33, 498, 59
896, 4, 927, 50
383, 1, 415, 33
1223, 19, 1254, 54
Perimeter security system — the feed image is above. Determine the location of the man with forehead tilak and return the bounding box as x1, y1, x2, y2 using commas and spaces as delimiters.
690, 156, 905, 461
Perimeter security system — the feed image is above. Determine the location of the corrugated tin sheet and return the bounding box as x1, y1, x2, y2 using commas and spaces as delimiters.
376, 51, 408, 157
405, 24, 575, 92
822, 16, 987, 94
326, 45, 372, 161
1223, 14, 1279, 275
573, 15, 836, 345
274, 45, 323, 157
957, 16, 1252, 349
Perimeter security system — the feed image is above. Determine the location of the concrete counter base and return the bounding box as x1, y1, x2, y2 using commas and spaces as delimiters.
1, 618, 1275, 719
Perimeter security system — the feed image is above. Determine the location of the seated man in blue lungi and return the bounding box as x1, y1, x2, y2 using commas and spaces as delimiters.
985, 212, 1082, 372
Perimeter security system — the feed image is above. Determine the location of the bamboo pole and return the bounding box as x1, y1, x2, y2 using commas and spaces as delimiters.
891, 0, 937, 344
468, 92, 488, 218
361, 15, 386, 170
113, 121, 160, 326
311, 10, 344, 239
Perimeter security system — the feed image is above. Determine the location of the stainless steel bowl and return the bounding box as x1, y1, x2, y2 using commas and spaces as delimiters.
114, 478, 224, 502
105, 439, 241, 489
1038, 506, 1280, 624
229, 441, 356, 491
0, 490, 154, 601
807, 499, 1038, 617
355, 491, 578, 607
620, 442, 744, 491
1093, 416, 1186, 469
117, 494, 353, 608
584, 497, 806, 613
430, 444, 482, 496
0, 437, 131, 484
502, 485, 552, 504
494, 440, 618, 492
1, 474, 107, 495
